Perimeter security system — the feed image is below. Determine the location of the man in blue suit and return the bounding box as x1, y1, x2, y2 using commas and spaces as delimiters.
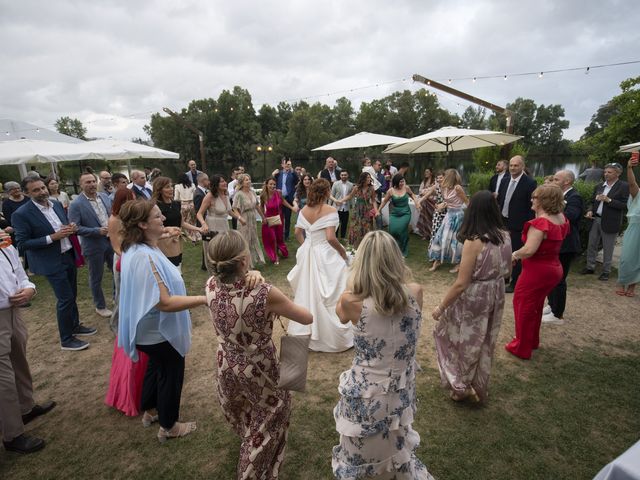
13, 177, 96, 351
69, 172, 114, 317
274, 158, 299, 241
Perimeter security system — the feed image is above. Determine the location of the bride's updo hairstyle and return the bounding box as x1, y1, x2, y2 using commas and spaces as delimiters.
306, 178, 330, 207
207, 230, 249, 283
348, 230, 412, 316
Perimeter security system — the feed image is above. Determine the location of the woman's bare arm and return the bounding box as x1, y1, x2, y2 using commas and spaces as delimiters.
266, 286, 313, 325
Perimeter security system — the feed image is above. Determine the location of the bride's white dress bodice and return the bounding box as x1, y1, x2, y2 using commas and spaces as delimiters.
286, 210, 353, 352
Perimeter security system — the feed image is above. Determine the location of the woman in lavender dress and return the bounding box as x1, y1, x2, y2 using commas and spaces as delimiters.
432, 191, 511, 403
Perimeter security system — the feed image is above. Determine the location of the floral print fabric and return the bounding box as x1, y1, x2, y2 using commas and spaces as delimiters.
434, 237, 512, 401
332, 296, 434, 479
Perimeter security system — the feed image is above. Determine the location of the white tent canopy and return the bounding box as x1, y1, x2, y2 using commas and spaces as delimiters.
312, 132, 408, 151
384, 126, 522, 154
85, 139, 179, 159
0, 118, 84, 144
0, 139, 128, 166
619, 141, 640, 153
0, 139, 179, 166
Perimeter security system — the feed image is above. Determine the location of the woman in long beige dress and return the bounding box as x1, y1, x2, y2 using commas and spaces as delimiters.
174, 173, 200, 242
196, 174, 244, 274
232, 173, 265, 268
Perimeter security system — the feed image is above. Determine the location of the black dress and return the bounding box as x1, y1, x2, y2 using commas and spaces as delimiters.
157, 200, 183, 266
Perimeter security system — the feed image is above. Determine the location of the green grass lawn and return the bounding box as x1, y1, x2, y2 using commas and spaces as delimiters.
1, 234, 639, 479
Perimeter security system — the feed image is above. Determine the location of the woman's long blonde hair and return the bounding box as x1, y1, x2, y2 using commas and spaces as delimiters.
441, 168, 462, 190
348, 230, 412, 315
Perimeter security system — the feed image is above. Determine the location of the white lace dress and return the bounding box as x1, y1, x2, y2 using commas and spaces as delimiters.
286, 211, 353, 352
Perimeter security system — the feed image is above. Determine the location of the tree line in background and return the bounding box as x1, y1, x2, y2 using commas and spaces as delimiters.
54, 75, 639, 175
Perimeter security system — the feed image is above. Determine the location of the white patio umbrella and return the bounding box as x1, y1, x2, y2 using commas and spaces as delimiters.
383, 126, 522, 154
312, 131, 408, 151
85, 139, 179, 159
618, 141, 640, 153
0, 139, 128, 166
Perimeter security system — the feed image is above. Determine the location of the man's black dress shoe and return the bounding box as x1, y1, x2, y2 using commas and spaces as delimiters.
505, 285, 515, 293
3, 434, 45, 454
598, 272, 609, 281
22, 401, 56, 425
580, 268, 595, 275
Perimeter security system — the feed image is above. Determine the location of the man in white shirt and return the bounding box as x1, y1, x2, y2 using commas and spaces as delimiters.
0, 229, 56, 453
185, 160, 202, 185
68, 173, 114, 318
582, 163, 630, 280
227, 167, 242, 230
489, 160, 508, 196
12, 177, 96, 351
331, 171, 354, 240
129, 170, 152, 199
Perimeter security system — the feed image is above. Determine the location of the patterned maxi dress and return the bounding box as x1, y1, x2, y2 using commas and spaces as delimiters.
206, 278, 291, 480
233, 190, 265, 267
332, 296, 434, 480
348, 187, 376, 249
415, 182, 436, 240
427, 184, 446, 253
428, 187, 465, 265
433, 236, 512, 402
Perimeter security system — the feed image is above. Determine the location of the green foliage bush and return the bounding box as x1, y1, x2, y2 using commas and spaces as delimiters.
468, 172, 493, 195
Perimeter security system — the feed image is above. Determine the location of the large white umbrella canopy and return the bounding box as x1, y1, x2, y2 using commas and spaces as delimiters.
383, 126, 523, 154
312, 132, 408, 151
0, 139, 128, 166
618, 141, 640, 153
86, 139, 179, 159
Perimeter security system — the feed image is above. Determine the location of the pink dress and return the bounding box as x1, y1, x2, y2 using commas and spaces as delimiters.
104, 337, 149, 416
261, 191, 288, 263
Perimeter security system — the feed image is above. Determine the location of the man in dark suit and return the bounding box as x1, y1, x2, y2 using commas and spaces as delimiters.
319, 157, 341, 184
12, 177, 96, 351
542, 170, 584, 324
582, 162, 629, 281
498, 155, 538, 292
68, 172, 114, 318
488, 159, 508, 196
274, 158, 299, 241
193, 173, 209, 271
130, 170, 152, 199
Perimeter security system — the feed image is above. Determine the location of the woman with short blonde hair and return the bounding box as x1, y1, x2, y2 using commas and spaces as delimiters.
206, 231, 312, 479
333, 230, 433, 479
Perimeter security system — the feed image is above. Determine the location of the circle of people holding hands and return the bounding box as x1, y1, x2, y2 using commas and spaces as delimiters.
1, 150, 638, 480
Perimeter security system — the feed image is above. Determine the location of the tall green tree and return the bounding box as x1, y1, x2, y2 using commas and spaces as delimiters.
55, 116, 87, 140
460, 106, 487, 130
576, 76, 640, 161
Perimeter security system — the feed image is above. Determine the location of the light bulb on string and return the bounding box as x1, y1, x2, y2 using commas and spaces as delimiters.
586, 67, 590, 74
472, 77, 476, 83
504, 75, 508, 81
539, 72, 544, 78
448, 79, 452, 84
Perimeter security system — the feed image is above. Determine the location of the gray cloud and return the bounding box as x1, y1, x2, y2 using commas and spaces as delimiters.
0, 0, 637, 141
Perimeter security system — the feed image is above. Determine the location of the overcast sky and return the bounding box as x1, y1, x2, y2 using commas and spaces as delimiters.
1, 0, 638, 142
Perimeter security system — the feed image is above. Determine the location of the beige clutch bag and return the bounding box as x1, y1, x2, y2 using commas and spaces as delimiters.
276, 316, 310, 392
266, 215, 282, 227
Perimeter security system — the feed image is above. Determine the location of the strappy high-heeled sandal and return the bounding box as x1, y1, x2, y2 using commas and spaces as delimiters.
142, 411, 159, 428
157, 421, 197, 443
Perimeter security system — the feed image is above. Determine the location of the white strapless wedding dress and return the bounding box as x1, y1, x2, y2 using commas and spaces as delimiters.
287, 211, 353, 352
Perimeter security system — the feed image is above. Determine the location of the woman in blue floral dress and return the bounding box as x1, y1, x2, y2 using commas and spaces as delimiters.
333, 230, 434, 480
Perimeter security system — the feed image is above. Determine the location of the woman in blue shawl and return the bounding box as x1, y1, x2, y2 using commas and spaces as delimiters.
117, 199, 205, 443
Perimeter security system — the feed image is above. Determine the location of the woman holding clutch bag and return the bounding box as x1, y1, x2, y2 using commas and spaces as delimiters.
259, 177, 294, 265
206, 230, 312, 479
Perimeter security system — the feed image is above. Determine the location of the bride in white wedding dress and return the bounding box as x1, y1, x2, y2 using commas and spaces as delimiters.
287, 178, 354, 352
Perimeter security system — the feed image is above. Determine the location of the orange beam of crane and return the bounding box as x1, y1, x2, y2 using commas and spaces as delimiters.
412, 74, 514, 133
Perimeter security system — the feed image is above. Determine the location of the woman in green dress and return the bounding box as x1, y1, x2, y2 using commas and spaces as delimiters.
378, 173, 421, 257
342, 172, 378, 249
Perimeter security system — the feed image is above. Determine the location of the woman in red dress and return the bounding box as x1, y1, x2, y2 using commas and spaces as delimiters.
260, 177, 294, 265
506, 184, 569, 360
